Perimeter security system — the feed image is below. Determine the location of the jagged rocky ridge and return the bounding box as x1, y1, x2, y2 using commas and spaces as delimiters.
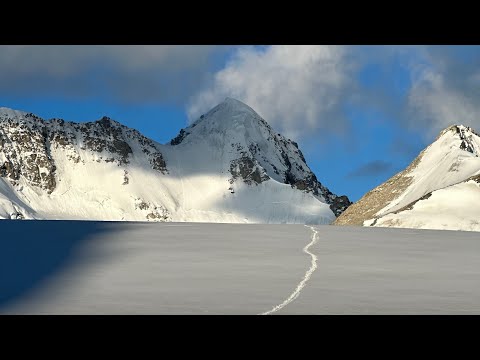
0, 99, 350, 223
0, 111, 167, 194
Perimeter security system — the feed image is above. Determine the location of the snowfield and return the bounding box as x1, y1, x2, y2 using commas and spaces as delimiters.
371, 178, 480, 231
2, 221, 480, 315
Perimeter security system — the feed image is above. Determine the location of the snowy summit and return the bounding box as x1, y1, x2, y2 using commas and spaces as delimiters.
335, 124, 480, 231
0, 98, 350, 223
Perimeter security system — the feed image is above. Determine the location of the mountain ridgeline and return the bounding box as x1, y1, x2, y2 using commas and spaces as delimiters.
335, 125, 480, 232
0, 98, 351, 223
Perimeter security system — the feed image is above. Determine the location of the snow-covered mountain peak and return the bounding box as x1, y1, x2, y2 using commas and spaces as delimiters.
335, 123, 480, 231
438, 124, 479, 138
435, 124, 480, 156
376, 123, 480, 215
169, 98, 351, 216
186, 97, 270, 137
207, 97, 259, 119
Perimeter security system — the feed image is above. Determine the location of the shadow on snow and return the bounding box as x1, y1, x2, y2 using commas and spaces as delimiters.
0, 220, 118, 310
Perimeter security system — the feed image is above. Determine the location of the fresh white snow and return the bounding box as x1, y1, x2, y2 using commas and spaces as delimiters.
378, 126, 480, 216
364, 125, 480, 232
0, 99, 336, 224
373, 179, 480, 231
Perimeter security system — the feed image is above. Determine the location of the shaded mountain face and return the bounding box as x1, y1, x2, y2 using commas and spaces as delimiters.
0, 99, 350, 223
335, 125, 480, 231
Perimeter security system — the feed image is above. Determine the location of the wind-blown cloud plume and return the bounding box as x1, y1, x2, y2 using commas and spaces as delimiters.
187, 45, 353, 140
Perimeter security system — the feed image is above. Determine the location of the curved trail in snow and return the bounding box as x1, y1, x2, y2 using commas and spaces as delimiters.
260, 225, 319, 315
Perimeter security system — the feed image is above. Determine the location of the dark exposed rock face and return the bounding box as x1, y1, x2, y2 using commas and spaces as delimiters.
458, 126, 477, 155
134, 198, 170, 221
278, 146, 348, 212
227, 141, 350, 216
229, 155, 270, 185
0, 111, 168, 194
470, 174, 480, 184
150, 154, 167, 172
329, 195, 353, 217
443, 125, 479, 156
0, 114, 57, 193
111, 140, 132, 162
10, 211, 24, 220
392, 192, 432, 214
122, 170, 129, 185
0, 160, 19, 180
170, 128, 190, 145
80, 117, 134, 165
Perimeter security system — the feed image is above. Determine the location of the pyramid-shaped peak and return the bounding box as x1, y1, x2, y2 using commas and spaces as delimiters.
215, 97, 258, 116
188, 97, 268, 132
222, 97, 249, 107
96, 115, 122, 128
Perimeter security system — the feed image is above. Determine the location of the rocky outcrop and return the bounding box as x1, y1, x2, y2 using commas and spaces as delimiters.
469, 174, 480, 184
0, 113, 57, 193
170, 128, 190, 145
329, 195, 352, 217
134, 198, 170, 221
229, 155, 270, 185
0, 110, 169, 195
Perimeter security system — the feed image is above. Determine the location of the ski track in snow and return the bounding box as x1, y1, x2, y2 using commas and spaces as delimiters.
260, 225, 319, 315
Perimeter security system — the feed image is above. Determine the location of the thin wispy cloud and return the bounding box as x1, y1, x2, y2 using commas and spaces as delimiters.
347, 160, 393, 178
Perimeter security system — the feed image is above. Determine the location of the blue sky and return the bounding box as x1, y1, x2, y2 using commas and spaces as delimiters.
1, 45, 479, 202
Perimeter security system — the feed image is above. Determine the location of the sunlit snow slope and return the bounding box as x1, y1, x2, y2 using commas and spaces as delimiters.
335, 125, 480, 231
0, 99, 349, 223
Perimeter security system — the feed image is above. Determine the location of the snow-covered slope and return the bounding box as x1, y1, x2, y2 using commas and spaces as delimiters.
335, 125, 480, 231
371, 175, 480, 231
0, 100, 349, 223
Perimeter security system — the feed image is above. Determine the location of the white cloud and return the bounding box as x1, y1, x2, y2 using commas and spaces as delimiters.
408, 66, 480, 136
187, 45, 351, 140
